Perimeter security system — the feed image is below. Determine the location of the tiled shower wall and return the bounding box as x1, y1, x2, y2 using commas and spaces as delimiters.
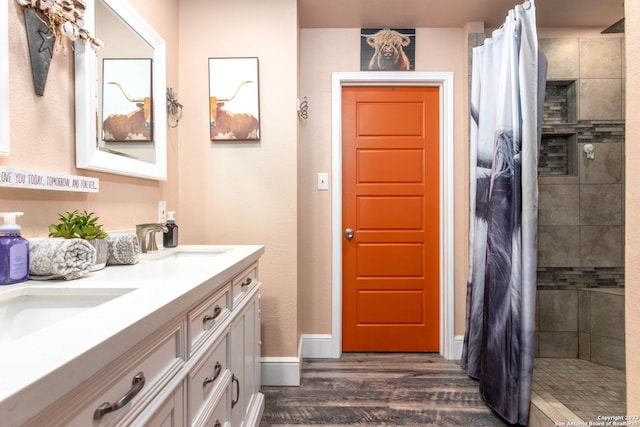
467, 34, 625, 366
536, 37, 625, 364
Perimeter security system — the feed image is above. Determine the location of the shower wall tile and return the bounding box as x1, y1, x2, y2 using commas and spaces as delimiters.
539, 184, 579, 226
590, 292, 624, 341
539, 38, 579, 79
538, 226, 580, 267
539, 175, 579, 186
579, 184, 622, 225
579, 332, 590, 360
579, 79, 623, 121
580, 226, 623, 267
579, 142, 623, 184
538, 332, 578, 358
538, 290, 577, 331
590, 335, 625, 370
579, 38, 623, 79
578, 289, 590, 332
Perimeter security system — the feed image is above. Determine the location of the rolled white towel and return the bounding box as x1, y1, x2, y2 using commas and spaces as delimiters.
29, 238, 96, 280
106, 233, 140, 265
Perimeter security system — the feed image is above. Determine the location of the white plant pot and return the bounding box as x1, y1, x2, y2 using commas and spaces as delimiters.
88, 238, 108, 271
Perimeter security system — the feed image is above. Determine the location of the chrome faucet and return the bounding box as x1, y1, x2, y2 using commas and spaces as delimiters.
136, 223, 169, 253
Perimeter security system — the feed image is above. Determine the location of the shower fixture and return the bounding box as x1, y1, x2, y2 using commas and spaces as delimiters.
583, 144, 595, 160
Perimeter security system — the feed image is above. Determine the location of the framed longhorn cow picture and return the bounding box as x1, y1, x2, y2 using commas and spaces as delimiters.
360, 28, 416, 71
101, 58, 153, 142
208, 57, 260, 141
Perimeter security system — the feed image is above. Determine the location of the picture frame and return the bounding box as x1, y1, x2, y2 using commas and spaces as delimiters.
101, 58, 153, 142
0, 4, 9, 155
360, 28, 416, 71
208, 57, 260, 141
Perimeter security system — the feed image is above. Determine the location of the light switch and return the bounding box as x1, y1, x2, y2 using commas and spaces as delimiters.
317, 172, 329, 191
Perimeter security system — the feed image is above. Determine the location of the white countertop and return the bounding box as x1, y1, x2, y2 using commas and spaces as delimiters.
0, 244, 264, 425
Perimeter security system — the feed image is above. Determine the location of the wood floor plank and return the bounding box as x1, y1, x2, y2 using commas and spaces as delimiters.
260, 353, 508, 426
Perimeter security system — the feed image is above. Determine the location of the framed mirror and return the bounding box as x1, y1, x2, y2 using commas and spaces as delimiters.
0, 2, 9, 156
75, 0, 167, 180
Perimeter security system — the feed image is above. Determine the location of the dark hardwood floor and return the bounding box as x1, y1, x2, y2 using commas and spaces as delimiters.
260, 353, 509, 426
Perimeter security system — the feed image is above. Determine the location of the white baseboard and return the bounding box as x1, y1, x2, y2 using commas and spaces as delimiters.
454, 335, 464, 360
260, 357, 301, 386
260, 336, 303, 386
301, 334, 335, 358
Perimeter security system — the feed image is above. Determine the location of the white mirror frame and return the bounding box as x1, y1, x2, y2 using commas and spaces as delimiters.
75, 0, 167, 180
0, 2, 9, 156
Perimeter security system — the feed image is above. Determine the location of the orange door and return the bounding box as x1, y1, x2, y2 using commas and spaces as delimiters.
342, 86, 439, 352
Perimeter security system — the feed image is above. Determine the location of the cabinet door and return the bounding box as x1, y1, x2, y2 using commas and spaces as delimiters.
143, 382, 185, 427
230, 289, 262, 427
243, 297, 257, 409
230, 307, 246, 427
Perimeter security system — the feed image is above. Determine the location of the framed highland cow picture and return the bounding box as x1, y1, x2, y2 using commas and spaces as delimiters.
360, 28, 416, 71
208, 57, 260, 141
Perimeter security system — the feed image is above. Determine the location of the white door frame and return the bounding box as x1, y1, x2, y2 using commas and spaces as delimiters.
330, 71, 456, 359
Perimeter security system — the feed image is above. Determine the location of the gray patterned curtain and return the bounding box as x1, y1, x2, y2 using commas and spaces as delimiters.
461, 1, 547, 424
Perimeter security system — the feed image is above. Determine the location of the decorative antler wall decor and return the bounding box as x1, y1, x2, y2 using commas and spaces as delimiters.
166, 87, 183, 128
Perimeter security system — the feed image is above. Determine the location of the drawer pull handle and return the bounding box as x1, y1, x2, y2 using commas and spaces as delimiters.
93, 372, 145, 420
231, 373, 240, 408
203, 305, 222, 324
202, 362, 222, 387
241, 277, 252, 288
214, 421, 221, 427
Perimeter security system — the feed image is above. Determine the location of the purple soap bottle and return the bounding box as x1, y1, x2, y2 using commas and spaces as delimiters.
0, 212, 29, 285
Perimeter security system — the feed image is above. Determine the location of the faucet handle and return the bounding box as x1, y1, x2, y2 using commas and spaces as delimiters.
136, 223, 168, 253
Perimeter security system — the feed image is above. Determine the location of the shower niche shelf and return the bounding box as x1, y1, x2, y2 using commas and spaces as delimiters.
539, 80, 578, 177
543, 80, 577, 125
539, 132, 577, 177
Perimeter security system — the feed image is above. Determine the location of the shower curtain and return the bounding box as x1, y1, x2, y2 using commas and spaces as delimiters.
460, 1, 546, 425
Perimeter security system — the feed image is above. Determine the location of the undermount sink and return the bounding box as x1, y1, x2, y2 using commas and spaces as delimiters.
0, 287, 134, 343
143, 247, 230, 262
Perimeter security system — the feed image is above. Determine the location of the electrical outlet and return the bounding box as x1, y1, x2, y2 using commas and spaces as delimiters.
158, 201, 167, 223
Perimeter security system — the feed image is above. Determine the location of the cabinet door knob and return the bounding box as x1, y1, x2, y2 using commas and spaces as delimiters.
93, 372, 145, 420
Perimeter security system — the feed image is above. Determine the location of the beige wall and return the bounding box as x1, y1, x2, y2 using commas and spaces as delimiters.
298, 27, 470, 337
177, 0, 300, 357
4, 0, 640, 409
1, 0, 179, 237
626, 0, 640, 414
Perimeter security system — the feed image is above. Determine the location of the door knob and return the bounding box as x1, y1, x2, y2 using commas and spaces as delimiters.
344, 228, 354, 240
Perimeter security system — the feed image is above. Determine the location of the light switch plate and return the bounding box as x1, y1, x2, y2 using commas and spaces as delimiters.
158, 200, 167, 223
317, 173, 329, 191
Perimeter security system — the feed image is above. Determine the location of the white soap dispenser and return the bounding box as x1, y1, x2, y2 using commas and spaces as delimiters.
163, 211, 178, 248
0, 212, 29, 285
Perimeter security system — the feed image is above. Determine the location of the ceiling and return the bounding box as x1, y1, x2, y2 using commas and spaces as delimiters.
297, 0, 624, 30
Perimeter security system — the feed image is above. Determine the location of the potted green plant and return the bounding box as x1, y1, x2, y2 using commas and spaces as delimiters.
49, 210, 109, 271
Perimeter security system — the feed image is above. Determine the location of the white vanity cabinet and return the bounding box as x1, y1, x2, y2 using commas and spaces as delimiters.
230, 284, 262, 427
7, 246, 265, 427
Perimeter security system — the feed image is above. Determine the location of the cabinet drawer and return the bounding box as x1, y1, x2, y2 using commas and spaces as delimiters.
26, 322, 184, 427
188, 284, 230, 355
188, 333, 229, 426
232, 262, 258, 308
